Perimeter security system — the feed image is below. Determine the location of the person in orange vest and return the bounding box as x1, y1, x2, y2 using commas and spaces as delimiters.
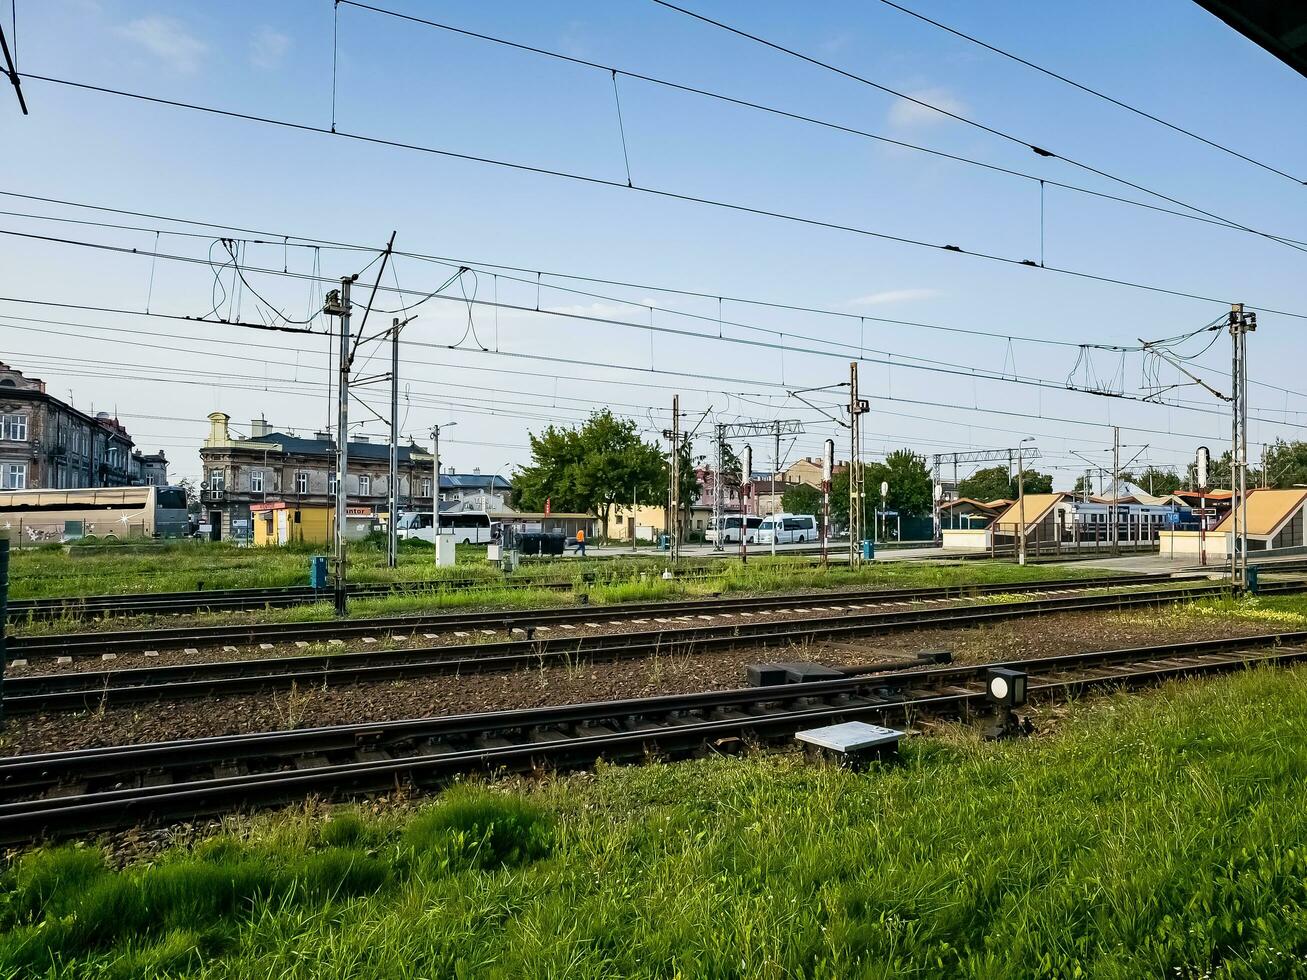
574, 527, 586, 556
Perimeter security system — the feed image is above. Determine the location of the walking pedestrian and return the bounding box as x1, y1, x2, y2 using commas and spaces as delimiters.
575, 527, 587, 556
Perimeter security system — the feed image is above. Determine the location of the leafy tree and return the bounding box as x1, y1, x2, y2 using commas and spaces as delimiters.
514, 410, 666, 536
1133, 466, 1183, 496
1072, 473, 1095, 496
829, 449, 932, 532
957, 465, 1013, 502
1262, 440, 1307, 488
872, 450, 933, 518
1021, 470, 1054, 494
781, 482, 823, 515
958, 464, 1052, 499
675, 439, 703, 540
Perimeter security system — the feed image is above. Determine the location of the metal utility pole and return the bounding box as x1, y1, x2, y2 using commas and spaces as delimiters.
741, 444, 752, 565
1111, 426, 1120, 557
822, 438, 833, 566
386, 315, 416, 569
712, 423, 726, 552
849, 361, 867, 566
1229, 304, 1256, 589
1196, 445, 1210, 568
670, 395, 680, 566
323, 276, 356, 616
430, 422, 456, 564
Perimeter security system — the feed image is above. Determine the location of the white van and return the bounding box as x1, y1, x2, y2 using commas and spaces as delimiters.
706, 515, 764, 544
754, 513, 818, 545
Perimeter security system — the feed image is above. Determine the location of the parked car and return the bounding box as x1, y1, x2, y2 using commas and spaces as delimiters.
754, 513, 818, 545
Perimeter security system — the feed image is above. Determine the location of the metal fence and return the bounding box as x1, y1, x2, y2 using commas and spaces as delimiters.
989, 520, 1158, 558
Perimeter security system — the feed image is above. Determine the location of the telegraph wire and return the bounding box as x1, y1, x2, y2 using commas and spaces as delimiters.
17, 71, 1307, 318
873, 0, 1306, 187
338, 0, 1307, 251
646, 0, 1307, 255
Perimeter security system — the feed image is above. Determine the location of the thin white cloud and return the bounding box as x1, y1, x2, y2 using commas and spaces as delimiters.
116, 16, 207, 73
845, 288, 940, 307
887, 87, 966, 128
250, 26, 291, 70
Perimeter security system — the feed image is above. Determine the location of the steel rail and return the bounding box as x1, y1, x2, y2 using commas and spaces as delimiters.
4, 581, 1261, 713
7, 572, 1178, 658
2, 629, 1305, 842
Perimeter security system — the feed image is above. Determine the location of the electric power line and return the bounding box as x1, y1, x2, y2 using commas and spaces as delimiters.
16, 71, 1307, 319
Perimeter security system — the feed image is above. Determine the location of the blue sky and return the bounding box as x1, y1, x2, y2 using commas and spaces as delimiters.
3, 0, 1306, 485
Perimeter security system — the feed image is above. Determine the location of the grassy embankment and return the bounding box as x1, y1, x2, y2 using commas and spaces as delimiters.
6, 545, 1126, 636
5, 667, 1307, 977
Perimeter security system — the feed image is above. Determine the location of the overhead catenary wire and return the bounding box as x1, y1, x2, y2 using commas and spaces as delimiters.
9, 190, 1307, 399
1, 223, 1302, 425
872, 0, 1306, 187
646, 0, 1307, 255
16, 72, 1307, 319
337, 0, 1307, 252
2, 311, 1278, 455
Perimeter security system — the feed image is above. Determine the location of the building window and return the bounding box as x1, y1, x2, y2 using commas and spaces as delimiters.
250, 470, 264, 493
421, 478, 432, 497
208, 467, 224, 491
295, 471, 309, 494
1, 414, 28, 441
327, 474, 337, 496
359, 474, 371, 495
2, 462, 27, 489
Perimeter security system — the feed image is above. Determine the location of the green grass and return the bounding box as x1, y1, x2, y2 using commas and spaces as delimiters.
7, 536, 1126, 602
5, 558, 1129, 636
7, 668, 1307, 977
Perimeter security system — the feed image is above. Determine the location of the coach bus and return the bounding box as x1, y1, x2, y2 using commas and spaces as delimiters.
0, 486, 191, 544
396, 510, 497, 545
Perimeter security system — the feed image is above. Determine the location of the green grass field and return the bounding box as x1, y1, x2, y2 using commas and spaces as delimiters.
6, 538, 1120, 601
6, 667, 1307, 978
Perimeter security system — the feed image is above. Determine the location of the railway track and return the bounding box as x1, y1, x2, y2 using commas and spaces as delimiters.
6, 572, 1180, 660
6, 580, 1280, 714
3, 629, 1305, 843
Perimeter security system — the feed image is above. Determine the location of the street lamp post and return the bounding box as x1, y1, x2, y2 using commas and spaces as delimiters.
430, 422, 457, 564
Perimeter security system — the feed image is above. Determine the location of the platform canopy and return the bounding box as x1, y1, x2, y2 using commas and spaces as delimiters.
1195, 1, 1307, 78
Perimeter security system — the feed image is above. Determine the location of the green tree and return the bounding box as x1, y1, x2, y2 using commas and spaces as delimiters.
1133, 466, 1183, 496
957, 465, 1013, 502
514, 410, 666, 536
828, 449, 932, 533
1262, 440, 1307, 488
676, 438, 703, 540
1021, 470, 1054, 494
958, 464, 1052, 499
781, 482, 822, 515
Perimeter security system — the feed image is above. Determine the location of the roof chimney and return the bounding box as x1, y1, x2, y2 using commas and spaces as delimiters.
250, 416, 270, 438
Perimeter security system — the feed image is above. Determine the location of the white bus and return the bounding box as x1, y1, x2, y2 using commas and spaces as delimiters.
397, 510, 497, 545
0, 485, 191, 543
754, 513, 818, 545
705, 515, 764, 544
